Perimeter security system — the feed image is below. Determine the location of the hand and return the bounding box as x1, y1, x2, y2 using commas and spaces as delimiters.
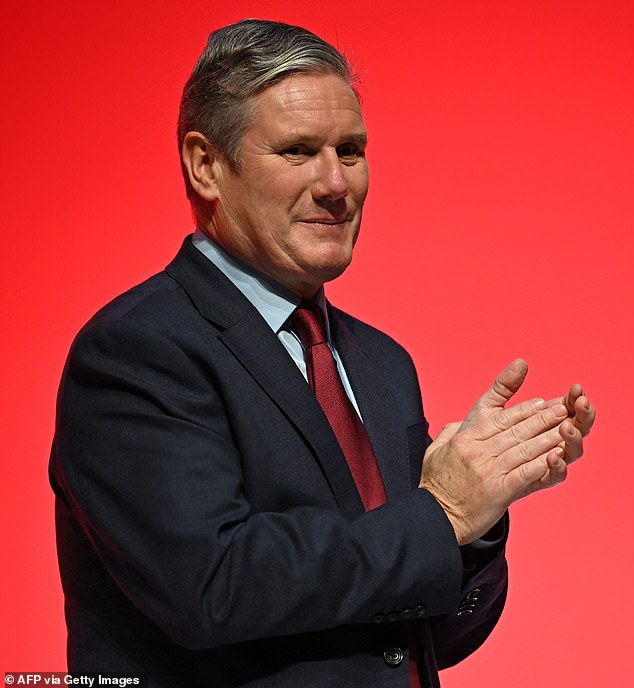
419, 360, 595, 545
464, 361, 594, 478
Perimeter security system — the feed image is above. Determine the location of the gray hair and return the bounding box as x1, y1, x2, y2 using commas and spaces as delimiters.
177, 19, 358, 203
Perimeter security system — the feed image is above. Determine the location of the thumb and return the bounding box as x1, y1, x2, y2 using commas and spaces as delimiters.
426, 421, 461, 453
472, 358, 529, 412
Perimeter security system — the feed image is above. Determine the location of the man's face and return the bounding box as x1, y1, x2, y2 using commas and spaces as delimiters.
206, 72, 369, 298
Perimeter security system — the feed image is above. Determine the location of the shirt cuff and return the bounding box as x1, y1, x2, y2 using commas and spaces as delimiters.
459, 511, 509, 577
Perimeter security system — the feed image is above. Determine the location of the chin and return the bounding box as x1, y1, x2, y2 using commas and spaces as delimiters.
312, 243, 353, 272
309, 258, 352, 286
285, 245, 354, 293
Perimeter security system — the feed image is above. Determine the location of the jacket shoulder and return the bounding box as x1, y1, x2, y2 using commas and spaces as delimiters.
79, 271, 193, 334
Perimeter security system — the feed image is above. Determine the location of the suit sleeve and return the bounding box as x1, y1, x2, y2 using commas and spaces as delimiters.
51, 319, 466, 651
428, 545, 508, 668
416, 427, 509, 668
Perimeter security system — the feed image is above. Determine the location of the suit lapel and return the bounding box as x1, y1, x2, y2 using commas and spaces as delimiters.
166, 238, 364, 520
329, 307, 411, 501
218, 315, 364, 518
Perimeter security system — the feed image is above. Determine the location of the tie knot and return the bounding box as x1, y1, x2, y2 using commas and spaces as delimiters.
291, 303, 328, 348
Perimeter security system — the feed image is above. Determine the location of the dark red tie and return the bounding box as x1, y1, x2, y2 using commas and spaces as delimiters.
291, 303, 387, 511
292, 304, 421, 687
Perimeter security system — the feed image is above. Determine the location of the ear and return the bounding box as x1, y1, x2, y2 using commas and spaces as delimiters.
181, 131, 224, 203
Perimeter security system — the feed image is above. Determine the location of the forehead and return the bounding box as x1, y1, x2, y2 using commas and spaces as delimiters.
249, 73, 366, 140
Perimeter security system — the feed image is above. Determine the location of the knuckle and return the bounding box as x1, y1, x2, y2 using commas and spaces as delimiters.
492, 403, 530, 433
490, 411, 509, 431
516, 440, 532, 462
492, 377, 514, 398
516, 460, 534, 483
538, 411, 555, 430
508, 424, 524, 445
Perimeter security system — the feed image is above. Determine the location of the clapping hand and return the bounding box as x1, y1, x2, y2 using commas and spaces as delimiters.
419, 359, 595, 545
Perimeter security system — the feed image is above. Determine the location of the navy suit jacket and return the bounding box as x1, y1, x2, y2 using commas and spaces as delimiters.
50, 236, 507, 687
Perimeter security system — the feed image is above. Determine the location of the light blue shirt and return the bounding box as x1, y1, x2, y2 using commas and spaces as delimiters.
191, 228, 362, 417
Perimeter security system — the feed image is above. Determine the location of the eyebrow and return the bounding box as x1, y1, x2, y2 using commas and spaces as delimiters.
343, 133, 368, 146
282, 132, 368, 146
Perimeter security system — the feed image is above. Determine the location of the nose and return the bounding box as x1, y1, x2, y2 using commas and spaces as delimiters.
312, 149, 349, 201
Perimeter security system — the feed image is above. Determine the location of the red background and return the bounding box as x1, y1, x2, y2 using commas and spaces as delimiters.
1, 1, 632, 685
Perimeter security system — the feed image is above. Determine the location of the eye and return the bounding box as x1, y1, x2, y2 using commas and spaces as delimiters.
336, 143, 365, 165
280, 145, 311, 161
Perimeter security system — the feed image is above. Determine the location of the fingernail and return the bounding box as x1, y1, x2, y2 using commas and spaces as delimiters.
532, 398, 546, 409
584, 400, 591, 411
553, 404, 568, 417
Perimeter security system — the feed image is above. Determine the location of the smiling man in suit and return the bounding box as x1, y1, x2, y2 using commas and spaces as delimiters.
50, 19, 595, 688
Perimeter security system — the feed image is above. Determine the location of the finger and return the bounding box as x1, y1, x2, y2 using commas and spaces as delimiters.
506, 447, 567, 500
531, 448, 568, 492
573, 395, 596, 437
545, 386, 583, 417
560, 419, 585, 464
471, 359, 529, 411
499, 423, 567, 473
538, 448, 568, 489
563, 384, 585, 417
469, 399, 566, 443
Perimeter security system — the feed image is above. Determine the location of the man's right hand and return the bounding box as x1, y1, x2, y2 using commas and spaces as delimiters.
419, 360, 594, 545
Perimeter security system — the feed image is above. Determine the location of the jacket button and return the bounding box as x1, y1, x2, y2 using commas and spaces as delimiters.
413, 604, 427, 618
383, 647, 404, 666
371, 614, 385, 624
466, 588, 481, 600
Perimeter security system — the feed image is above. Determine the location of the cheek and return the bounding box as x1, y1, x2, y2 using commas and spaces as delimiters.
348, 166, 369, 203
257, 185, 302, 224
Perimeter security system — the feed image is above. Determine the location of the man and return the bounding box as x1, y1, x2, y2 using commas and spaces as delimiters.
50, 19, 595, 687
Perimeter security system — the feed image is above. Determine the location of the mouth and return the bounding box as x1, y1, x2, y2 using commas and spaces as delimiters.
300, 217, 349, 226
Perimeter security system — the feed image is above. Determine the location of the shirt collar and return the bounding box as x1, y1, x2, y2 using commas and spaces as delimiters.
191, 228, 331, 339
